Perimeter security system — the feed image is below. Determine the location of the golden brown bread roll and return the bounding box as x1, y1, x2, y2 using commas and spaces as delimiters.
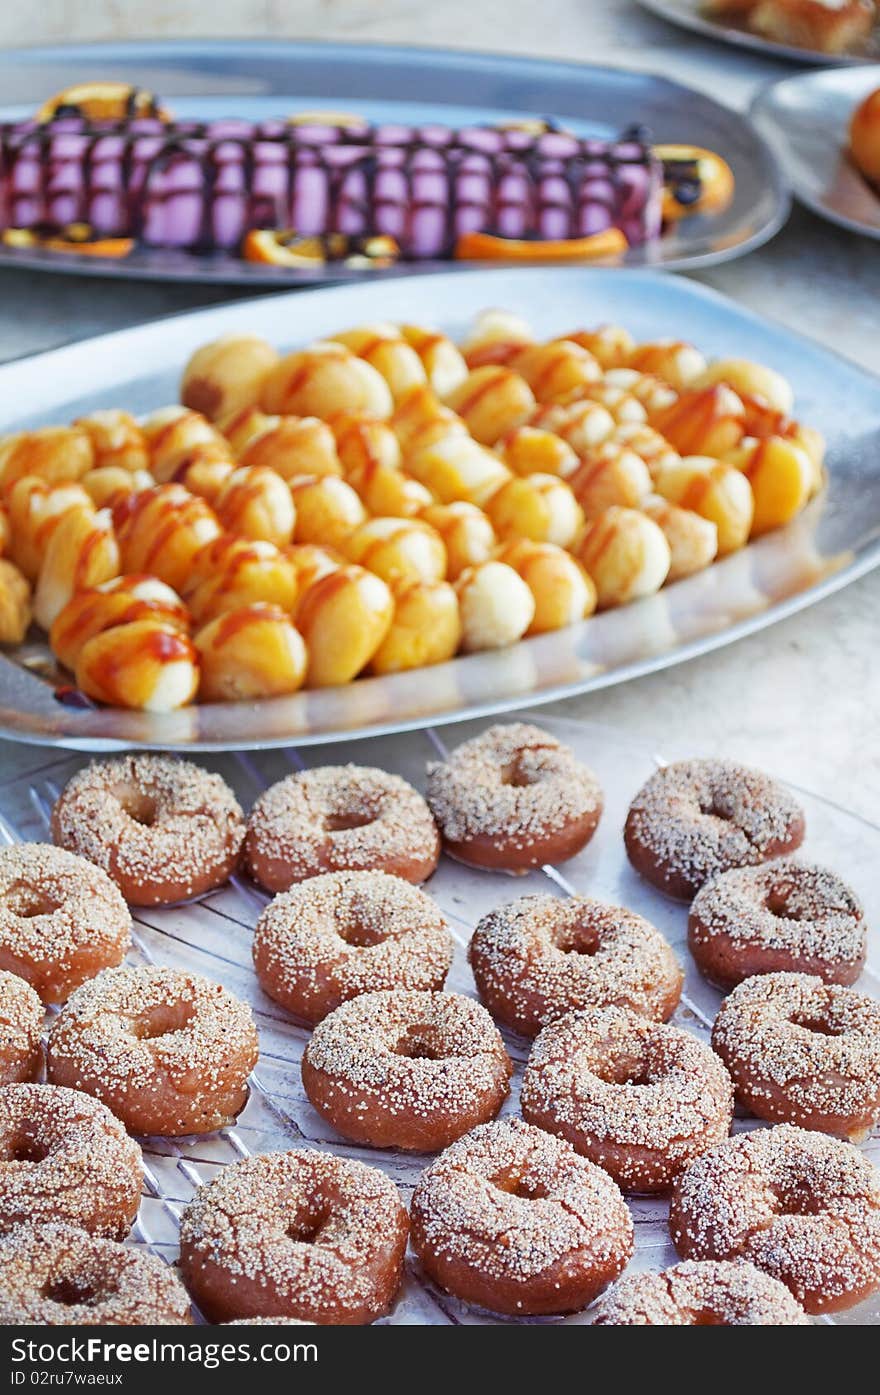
495, 539, 596, 634
0, 427, 94, 491
368, 577, 462, 674
444, 367, 536, 445
577, 506, 671, 608
0, 558, 32, 644
261, 342, 393, 419
653, 455, 754, 556
419, 501, 496, 580
296, 564, 393, 686
75, 619, 199, 711
194, 603, 307, 701
33, 504, 120, 631
181, 334, 280, 421
74, 410, 150, 473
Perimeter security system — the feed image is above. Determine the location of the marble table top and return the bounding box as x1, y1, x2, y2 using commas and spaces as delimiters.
1, 0, 877, 816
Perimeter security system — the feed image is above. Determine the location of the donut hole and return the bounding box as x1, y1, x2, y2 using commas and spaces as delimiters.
790, 1011, 844, 1038
324, 810, 376, 834
286, 1202, 331, 1246
132, 1000, 196, 1041
336, 918, 387, 949
589, 1055, 653, 1088
43, 1273, 102, 1308
765, 888, 804, 920
775, 1182, 825, 1218
115, 787, 159, 827
491, 1169, 550, 1201
500, 759, 535, 788
1, 1130, 50, 1164
7, 886, 63, 919
391, 1026, 447, 1061
553, 922, 599, 957
700, 795, 734, 822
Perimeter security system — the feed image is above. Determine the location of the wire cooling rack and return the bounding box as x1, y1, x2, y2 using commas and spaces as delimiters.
2, 711, 878, 1326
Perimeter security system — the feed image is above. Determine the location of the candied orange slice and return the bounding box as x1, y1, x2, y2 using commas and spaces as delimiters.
36, 82, 169, 123
656, 145, 735, 222
41, 236, 134, 258
454, 228, 628, 263
243, 229, 399, 268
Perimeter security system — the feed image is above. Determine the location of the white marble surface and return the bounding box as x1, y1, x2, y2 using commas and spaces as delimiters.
1, 1, 878, 815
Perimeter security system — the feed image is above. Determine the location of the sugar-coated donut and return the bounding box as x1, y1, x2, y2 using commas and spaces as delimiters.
712, 972, 880, 1141
521, 1005, 733, 1193
301, 989, 511, 1151
425, 723, 603, 872
0, 1084, 142, 1238
688, 861, 866, 988
669, 1123, 880, 1314
625, 758, 805, 901
179, 1150, 408, 1323
0, 844, 130, 1004
52, 755, 246, 906
244, 764, 439, 893
410, 1117, 633, 1316
0, 1224, 192, 1325
252, 870, 453, 1025
593, 1259, 810, 1326
469, 893, 683, 1037
47, 965, 258, 1137
0, 971, 42, 1084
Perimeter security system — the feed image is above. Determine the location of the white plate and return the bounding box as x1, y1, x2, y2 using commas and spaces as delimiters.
3, 712, 878, 1323
751, 66, 880, 240
2, 265, 880, 752
639, 0, 880, 66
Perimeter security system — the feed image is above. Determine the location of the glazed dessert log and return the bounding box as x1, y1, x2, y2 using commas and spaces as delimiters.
0, 118, 663, 254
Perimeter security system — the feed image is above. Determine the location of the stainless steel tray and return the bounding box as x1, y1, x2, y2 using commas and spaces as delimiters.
751, 66, 880, 241
1, 265, 878, 752
2, 712, 877, 1323
0, 39, 788, 283
639, 0, 880, 66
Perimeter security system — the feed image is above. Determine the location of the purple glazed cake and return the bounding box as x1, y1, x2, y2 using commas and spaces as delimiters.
0, 115, 664, 255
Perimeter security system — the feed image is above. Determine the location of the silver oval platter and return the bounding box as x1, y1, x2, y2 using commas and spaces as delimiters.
0, 265, 878, 751
751, 65, 880, 240
0, 38, 787, 283
638, 0, 880, 66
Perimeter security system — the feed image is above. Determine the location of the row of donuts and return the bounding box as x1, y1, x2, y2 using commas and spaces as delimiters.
3, 992, 879, 1323
1, 722, 878, 1322
0, 310, 825, 712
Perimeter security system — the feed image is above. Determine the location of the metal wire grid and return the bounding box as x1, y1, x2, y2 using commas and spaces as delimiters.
2, 713, 878, 1325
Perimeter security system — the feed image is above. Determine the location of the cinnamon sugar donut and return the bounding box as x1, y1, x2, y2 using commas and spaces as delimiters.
410, 1117, 633, 1316
0, 971, 43, 1083
52, 755, 245, 906
625, 759, 805, 901
252, 870, 454, 1025
46, 966, 259, 1137
669, 1124, 880, 1314
179, 1150, 408, 1323
689, 862, 866, 989
301, 989, 511, 1151
521, 1005, 733, 1193
712, 972, 880, 1142
0, 1223, 192, 1325
426, 724, 603, 872
0, 1084, 141, 1238
592, 1259, 810, 1325
244, 765, 439, 894
0, 844, 130, 1004
468, 894, 683, 1038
